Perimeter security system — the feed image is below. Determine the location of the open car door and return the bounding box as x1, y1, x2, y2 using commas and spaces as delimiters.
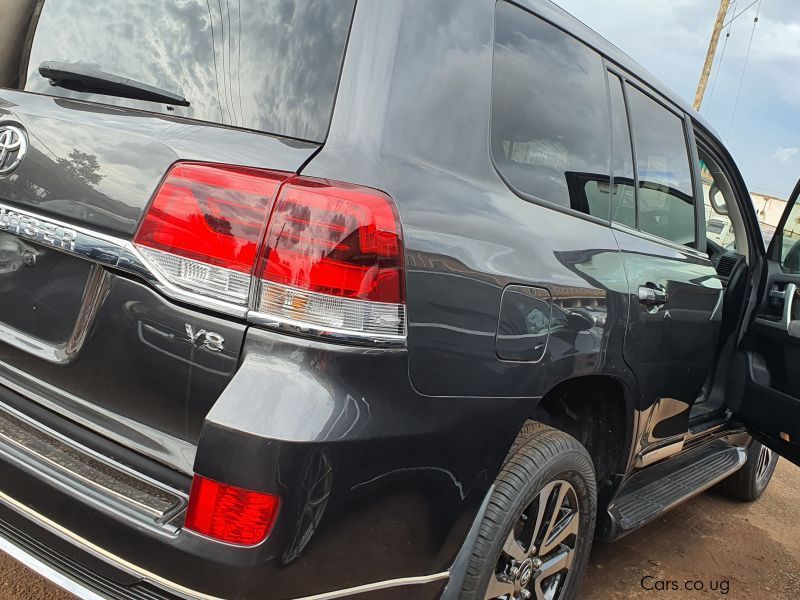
728, 179, 800, 465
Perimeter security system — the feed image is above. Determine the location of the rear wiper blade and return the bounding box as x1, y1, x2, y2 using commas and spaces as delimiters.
38, 61, 190, 107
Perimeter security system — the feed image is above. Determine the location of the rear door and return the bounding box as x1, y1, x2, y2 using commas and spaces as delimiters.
729, 179, 800, 465
0, 0, 354, 471
609, 74, 723, 465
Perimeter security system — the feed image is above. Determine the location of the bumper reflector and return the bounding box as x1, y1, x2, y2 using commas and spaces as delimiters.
185, 476, 280, 546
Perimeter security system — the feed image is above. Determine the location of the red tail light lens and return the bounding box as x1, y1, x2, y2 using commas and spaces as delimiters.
260, 178, 404, 303
135, 162, 406, 341
134, 163, 289, 304
254, 177, 406, 339
185, 475, 280, 546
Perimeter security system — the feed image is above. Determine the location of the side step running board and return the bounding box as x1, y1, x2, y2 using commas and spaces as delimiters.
599, 440, 746, 540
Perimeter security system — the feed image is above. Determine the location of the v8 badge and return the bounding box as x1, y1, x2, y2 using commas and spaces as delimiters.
185, 324, 225, 352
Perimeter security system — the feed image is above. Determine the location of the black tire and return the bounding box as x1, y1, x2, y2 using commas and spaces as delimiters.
460, 423, 596, 600
717, 439, 778, 502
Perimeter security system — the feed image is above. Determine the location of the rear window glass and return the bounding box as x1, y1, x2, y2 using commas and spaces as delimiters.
19, 0, 355, 142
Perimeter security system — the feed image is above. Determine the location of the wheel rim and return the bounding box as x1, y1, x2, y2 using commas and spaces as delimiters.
755, 444, 774, 482
484, 480, 580, 600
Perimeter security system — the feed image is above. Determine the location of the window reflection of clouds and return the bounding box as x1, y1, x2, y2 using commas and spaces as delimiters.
626, 85, 692, 196
25, 0, 354, 142
492, 1, 610, 214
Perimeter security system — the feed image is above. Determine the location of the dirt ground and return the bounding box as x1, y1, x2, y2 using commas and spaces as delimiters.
0, 460, 797, 600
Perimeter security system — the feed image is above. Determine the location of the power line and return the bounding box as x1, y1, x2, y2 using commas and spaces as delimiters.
727, 0, 763, 141
723, 0, 761, 27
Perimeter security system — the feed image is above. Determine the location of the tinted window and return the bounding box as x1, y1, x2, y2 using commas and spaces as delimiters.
492, 1, 610, 218
626, 85, 695, 245
20, 0, 355, 142
608, 74, 636, 228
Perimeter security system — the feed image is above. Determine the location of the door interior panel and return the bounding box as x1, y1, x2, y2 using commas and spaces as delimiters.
730, 253, 800, 464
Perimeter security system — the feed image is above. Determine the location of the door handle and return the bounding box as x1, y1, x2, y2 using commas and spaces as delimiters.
638, 283, 668, 306
756, 282, 797, 333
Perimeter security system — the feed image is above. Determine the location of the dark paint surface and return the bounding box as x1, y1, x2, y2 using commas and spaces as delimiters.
0, 272, 246, 472
0, 0, 781, 599
614, 227, 723, 456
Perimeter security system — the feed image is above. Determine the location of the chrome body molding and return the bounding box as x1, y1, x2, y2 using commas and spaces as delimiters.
248, 309, 407, 347
0, 489, 448, 600
0, 200, 406, 347
0, 534, 108, 600
0, 361, 198, 475
635, 437, 685, 468
0, 200, 248, 318
0, 400, 186, 524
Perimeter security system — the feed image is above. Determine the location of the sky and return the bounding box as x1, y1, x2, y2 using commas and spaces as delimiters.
553, 0, 800, 200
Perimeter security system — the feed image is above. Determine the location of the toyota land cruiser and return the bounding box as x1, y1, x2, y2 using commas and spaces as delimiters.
1, 1, 799, 599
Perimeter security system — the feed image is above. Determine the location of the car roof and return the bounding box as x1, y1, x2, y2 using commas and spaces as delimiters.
515, 0, 721, 139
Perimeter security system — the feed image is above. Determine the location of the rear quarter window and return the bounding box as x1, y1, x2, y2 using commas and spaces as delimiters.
491, 0, 611, 220
17, 0, 355, 142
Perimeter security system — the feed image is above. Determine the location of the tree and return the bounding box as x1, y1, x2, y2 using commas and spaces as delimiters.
56, 149, 104, 187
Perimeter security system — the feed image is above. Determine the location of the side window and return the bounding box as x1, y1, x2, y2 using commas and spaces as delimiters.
626, 85, 696, 246
779, 202, 800, 273
608, 74, 636, 228
491, 1, 611, 219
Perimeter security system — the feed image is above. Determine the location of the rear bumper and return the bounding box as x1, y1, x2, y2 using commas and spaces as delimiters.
0, 496, 449, 600
0, 327, 531, 599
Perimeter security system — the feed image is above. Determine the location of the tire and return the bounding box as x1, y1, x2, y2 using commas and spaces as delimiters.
460, 423, 596, 600
717, 439, 779, 502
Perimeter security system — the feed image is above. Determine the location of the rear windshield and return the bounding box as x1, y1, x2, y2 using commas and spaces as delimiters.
17, 0, 355, 142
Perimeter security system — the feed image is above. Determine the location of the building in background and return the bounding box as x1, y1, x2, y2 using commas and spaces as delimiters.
700, 157, 787, 248
751, 192, 787, 243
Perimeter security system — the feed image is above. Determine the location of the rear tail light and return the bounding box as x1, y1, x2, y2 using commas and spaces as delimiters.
185, 475, 280, 546
134, 163, 289, 305
256, 178, 405, 338
135, 163, 405, 342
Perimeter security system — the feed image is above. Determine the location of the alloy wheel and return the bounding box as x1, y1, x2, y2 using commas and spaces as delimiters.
755, 444, 774, 482
485, 480, 580, 600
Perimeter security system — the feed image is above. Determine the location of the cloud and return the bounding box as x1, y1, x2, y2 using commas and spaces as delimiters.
554, 0, 800, 198
773, 147, 799, 164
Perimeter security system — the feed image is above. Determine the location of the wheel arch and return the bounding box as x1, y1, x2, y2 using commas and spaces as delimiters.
513, 374, 638, 507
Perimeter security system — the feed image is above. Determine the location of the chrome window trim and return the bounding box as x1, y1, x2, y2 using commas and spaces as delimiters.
0, 489, 448, 600
610, 220, 712, 261
0, 200, 406, 347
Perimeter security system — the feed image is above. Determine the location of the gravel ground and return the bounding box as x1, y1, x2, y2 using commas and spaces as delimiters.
1, 460, 797, 599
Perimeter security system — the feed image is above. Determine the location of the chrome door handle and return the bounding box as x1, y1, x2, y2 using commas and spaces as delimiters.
638, 283, 668, 306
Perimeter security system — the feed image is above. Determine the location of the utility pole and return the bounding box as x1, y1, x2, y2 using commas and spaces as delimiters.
693, 0, 731, 111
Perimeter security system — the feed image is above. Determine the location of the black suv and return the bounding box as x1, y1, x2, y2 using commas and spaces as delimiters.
1, 1, 799, 599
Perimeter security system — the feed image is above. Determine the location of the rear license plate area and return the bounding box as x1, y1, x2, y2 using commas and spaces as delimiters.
0, 231, 93, 345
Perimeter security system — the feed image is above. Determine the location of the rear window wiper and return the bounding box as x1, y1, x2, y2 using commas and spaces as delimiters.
38, 61, 190, 107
